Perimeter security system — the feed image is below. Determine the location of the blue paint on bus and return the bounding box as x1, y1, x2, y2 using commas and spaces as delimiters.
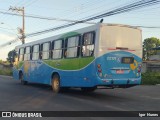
13, 51, 142, 88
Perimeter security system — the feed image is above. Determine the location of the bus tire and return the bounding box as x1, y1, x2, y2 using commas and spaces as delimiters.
81, 87, 97, 92
19, 73, 27, 85
51, 74, 61, 93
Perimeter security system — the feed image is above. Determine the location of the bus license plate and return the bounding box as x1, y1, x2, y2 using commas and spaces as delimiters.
116, 70, 124, 74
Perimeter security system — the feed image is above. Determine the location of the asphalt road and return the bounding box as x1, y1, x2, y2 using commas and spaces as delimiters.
0, 75, 160, 120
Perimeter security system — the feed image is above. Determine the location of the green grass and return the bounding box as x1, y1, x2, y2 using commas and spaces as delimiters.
0, 68, 12, 76
142, 72, 160, 85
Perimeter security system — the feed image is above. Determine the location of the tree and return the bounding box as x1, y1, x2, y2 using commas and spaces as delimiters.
0, 59, 2, 64
7, 50, 17, 64
143, 37, 160, 60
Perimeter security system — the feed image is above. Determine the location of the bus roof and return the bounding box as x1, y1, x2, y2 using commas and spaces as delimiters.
15, 23, 141, 49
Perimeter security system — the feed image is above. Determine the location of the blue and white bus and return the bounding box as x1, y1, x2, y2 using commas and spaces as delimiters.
13, 23, 142, 93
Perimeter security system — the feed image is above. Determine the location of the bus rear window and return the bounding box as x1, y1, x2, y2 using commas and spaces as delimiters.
121, 57, 134, 64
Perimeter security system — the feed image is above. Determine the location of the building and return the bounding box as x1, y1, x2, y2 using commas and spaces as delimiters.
142, 46, 160, 73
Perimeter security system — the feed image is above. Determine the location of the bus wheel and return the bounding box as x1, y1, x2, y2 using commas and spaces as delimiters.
19, 73, 27, 85
81, 87, 97, 92
52, 74, 61, 93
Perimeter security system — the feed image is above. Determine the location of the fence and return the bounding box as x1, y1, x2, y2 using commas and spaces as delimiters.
142, 61, 160, 73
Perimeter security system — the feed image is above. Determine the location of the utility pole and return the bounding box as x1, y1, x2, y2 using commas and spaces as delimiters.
9, 6, 25, 44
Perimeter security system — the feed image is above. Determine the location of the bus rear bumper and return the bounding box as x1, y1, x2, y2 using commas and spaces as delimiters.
96, 77, 141, 88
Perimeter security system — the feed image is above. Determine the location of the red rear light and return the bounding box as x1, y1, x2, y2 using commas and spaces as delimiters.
97, 64, 102, 75
97, 64, 101, 68
138, 64, 142, 73
98, 69, 102, 73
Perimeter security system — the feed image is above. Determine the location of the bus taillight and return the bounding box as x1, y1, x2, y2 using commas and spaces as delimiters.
97, 64, 101, 68
98, 69, 102, 73
138, 69, 141, 73
97, 64, 103, 77
97, 64, 102, 72
138, 65, 142, 73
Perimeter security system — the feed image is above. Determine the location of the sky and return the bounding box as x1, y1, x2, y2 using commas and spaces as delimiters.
0, 0, 160, 60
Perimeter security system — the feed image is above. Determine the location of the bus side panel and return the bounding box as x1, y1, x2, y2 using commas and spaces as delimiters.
22, 60, 52, 84
12, 67, 19, 80
59, 61, 97, 87
21, 60, 96, 87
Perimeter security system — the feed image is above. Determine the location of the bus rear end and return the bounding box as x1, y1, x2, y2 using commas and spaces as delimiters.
95, 24, 142, 88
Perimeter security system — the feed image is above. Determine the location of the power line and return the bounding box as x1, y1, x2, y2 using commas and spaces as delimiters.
9, 6, 25, 44
0, 0, 31, 25
0, 10, 96, 24
0, 0, 159, 23
83, 0, 160, 21
1, 0, 160, 47
65, 0, 124, 19
57, 0, 106, 17
26, 0, 160, 37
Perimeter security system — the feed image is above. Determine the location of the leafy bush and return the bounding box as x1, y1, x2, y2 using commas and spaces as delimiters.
0, 69, 12, 76
142, 72, 160, 85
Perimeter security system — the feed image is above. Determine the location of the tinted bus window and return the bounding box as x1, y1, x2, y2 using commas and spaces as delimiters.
82, 32, 95, 57
52, 40, 63, 59
19, 48, 24, 61
24, 47, 31, 61
65, 36, 80, 58
32, 45, 39, 60
42, 42, 50, 60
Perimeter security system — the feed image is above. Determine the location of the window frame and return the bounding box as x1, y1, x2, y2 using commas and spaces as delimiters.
64, 35, 81, 59
18, 47, 24, 61
52, 39, 64, 60
32, 44, 40, 60
81, 31, 95, 57
24, 46, 31, 61
41, 42, 51, 60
